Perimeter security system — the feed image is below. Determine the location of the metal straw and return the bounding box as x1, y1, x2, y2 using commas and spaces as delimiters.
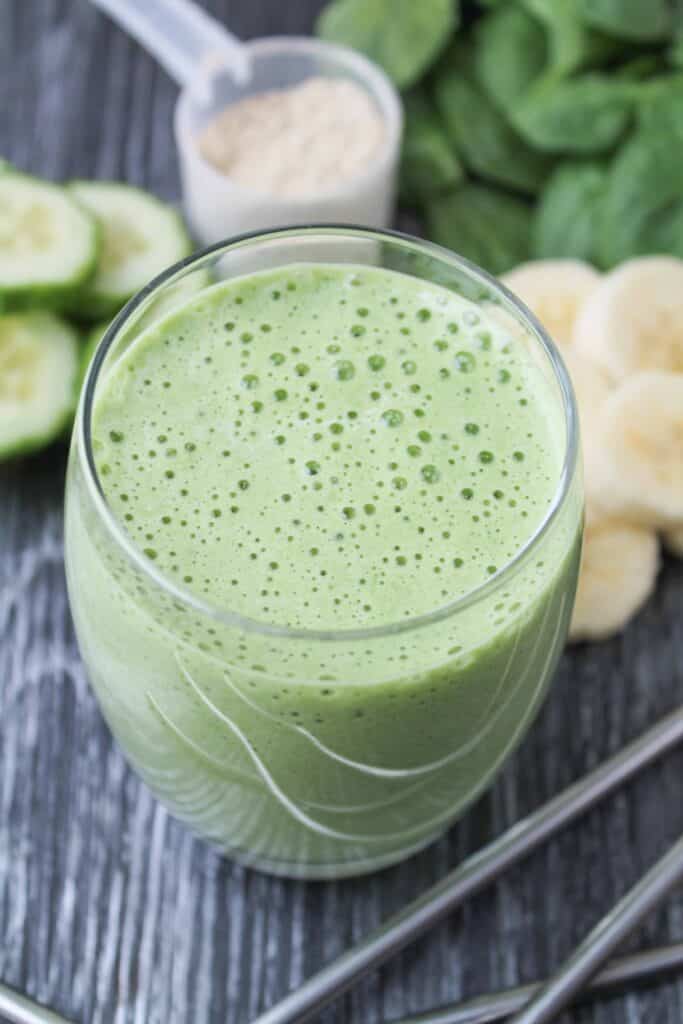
392, 943, 683, 1024
254, 705, 683, 1024
0, 985, 74, 1024
506, 832, 683, 1024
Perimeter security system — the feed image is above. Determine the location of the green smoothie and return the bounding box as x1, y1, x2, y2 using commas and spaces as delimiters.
65, 262, 581, 876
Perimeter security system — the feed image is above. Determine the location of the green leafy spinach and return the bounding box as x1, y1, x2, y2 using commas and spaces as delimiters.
316, 0, 458, 89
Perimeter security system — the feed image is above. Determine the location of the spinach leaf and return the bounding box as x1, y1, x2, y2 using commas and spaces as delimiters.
532, 162, 607, 261
425, 184, 532, 274
399, 92, 463, 205
522, 0, 616, 75
316, 0, 458, 89
473, 6, 547, 113
513, 74, 633, 153
600, 120, 683, 265
635, 73, 683, 131
434, 67, 552, 193
578, 0, 672, 41
614, 55, 668, 82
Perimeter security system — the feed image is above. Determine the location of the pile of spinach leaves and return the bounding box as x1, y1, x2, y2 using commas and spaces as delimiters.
317, 0, 683, 274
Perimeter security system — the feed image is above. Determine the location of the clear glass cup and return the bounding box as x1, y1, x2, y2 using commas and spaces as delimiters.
64, 227, 583, 879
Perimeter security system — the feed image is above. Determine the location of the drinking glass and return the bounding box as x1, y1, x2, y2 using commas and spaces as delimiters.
65, 227, 583, 879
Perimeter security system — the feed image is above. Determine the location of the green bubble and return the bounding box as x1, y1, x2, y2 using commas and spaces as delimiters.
383, 409, 404, 428
336, 360, 356, 381
455, 351, 476, 373
368, 354, 385, 371
421, 465, 440, 484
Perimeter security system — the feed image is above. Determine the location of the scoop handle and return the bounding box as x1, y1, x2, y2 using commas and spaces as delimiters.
89, 0, 250, 101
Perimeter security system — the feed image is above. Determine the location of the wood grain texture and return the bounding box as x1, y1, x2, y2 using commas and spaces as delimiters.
1, 2, 682, 1022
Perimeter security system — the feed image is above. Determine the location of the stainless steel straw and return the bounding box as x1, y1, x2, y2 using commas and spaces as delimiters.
506, 832, 683, 1024
392, 943, 683, 1024
0, 985, 75, 1024
254, 704, 683, 1024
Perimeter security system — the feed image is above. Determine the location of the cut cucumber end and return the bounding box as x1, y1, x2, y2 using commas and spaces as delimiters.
0, 172, 100, 308
0, 311, 80, 458
67, 182, 193, 321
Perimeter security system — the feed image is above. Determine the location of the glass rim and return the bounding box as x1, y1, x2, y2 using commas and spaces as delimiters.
78, 225, 580, 643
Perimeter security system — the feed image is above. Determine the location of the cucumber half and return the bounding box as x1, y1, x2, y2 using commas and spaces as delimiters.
0, 311, 80, 458
0, 172, 99, 307
68, 182, 193, 320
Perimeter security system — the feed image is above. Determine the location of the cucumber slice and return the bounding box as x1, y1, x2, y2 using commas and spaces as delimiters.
68, 182, 193, 320
0, 311, 80, 457
0, 172, 99, 307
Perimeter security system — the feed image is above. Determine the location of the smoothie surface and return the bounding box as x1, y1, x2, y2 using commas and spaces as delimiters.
92, 264, 565, 630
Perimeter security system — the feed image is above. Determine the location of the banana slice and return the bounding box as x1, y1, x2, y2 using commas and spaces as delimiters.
562, 348, 612, 512
569, 520, 659, 643
663, 527, 683, 558
502, 259, 600, 351
590, 370, 683, 528
573, 256, 683, 382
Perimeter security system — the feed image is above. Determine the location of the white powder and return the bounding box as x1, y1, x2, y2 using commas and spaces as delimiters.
197, 76, 386, 197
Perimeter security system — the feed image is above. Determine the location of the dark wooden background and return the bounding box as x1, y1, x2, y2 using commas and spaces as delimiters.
1, 3, 682, 1022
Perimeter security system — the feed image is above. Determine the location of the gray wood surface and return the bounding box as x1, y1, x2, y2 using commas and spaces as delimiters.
1, 3, 682, 1022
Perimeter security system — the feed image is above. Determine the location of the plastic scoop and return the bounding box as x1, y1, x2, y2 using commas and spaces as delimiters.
89, 0, 402, 245
88, 0, 251, 105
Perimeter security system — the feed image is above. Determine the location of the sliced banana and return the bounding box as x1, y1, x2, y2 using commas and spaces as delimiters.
502, 259, 600, 351
663, 527, 683, 558
590, 370, 683, 528
569, 520, 659, 642
573, 256, 683, 382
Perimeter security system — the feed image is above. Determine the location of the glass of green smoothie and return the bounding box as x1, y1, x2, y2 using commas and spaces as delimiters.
65, 227, 583, 879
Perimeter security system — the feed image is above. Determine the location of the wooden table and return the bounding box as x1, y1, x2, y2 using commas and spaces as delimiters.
1, 2, 682, 1022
